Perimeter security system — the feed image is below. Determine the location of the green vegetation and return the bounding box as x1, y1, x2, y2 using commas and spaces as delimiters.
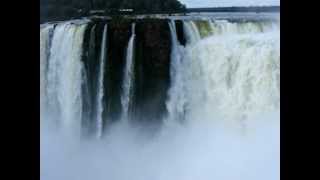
194, 21, 213, 38
40, 0, 186, 23
96, 0, 185, 12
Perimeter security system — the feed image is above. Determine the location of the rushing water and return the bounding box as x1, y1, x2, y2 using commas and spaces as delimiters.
41, 22, 87, 137
167, 20, 279, 127
121, 23, 136, 122
40, 16, 280, 180
96, 24, 108, 138
167, 20, 187, 123
183, 21, 201, 43
40, 24, 54, 122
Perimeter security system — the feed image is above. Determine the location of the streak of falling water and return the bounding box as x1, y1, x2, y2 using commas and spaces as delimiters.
121, 23, 136, 122
40, 24, 54, 123
166, 20, 187, 124
183, 21, 201, 44
96, 24, 108, 138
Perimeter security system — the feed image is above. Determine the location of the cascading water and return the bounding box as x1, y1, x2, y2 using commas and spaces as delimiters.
165, 20, 206, 126
96, 24, 108, 138
40, 24, 54, 122
208, 20, 278, 35
42, 22, 87, 137
166, 19, 280, 130
166, 20, 187, 124
121, 23, 136, 122
40, 19, 279, 134
41, 17, 280, 180
183, 21, 201, 44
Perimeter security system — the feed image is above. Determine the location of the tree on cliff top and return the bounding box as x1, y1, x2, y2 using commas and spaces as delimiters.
40, 0, 187, 23
96, 0, 186, 12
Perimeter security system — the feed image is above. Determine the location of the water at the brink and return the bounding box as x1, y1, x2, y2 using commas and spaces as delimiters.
96, 24, 108, 138
121, 23, 136, 122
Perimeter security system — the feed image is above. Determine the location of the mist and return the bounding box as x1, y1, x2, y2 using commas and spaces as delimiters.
41, 111, 279, 180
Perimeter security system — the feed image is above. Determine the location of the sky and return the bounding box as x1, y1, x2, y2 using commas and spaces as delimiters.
179, 0, 280, 8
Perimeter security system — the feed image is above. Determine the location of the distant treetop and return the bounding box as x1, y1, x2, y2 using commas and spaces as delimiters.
40, 0, 187, 23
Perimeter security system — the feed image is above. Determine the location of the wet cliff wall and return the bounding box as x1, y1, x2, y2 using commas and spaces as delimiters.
76, 18, 185, 133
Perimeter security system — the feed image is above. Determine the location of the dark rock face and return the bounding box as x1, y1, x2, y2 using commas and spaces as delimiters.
81, 21, 106, 137
175, 20, 186, 45
105, 19, 133, 125
133, 19, 171, 129
79, 18, 174, 135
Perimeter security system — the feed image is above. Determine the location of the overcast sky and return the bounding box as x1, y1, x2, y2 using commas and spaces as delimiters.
180, 0, 280, 8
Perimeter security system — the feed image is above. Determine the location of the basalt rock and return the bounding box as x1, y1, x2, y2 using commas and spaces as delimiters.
104, 19, 133, 125
132, 19, 171, 128
79, 18, 180, 133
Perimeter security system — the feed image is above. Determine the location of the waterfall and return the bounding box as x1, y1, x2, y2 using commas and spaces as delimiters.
41, 17, 280, 180
183, 21, 201, 44
121, 23, 136, 122
193, 20, 213, 38
165, 20, 207, 125
40, 19, 279, 134
167, 20, 280, 128
81, 24, 96, 136
96, 24, 108, 138
43, 22, 87, 136
40, 24, 54, 122
166, 20, 187, 124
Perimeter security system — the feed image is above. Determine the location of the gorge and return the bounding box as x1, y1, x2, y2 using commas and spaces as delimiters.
40, 13, 280, 180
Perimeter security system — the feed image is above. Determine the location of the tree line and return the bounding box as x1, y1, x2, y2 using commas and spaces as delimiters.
40, 0, 186, 23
